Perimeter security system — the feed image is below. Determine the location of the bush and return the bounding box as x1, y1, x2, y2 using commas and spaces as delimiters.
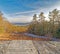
54, 28, 60, 38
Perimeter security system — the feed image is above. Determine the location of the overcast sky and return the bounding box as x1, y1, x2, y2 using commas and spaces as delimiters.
0, 0, 60, 23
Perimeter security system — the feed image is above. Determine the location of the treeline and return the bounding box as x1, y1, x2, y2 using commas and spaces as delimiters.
28, 9, 60, 38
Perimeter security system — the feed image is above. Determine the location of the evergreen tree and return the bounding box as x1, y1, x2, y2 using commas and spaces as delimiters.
49, 9, 60, 38
38, 12, 45, 35
28, 14, 38, 34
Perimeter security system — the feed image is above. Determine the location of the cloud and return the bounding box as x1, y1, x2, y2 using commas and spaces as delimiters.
8, 9, 39, 16
24, 0, 58, 9
6, 8, 49, 23
7, 16, 32, 23
5, 0, 60, 23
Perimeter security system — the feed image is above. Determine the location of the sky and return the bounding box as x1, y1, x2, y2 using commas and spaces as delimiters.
0, 0, 60, 23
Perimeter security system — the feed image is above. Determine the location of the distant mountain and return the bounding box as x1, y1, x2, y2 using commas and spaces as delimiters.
12, 22, 30, 26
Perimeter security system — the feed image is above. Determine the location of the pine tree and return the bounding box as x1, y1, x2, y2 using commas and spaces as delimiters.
49, 9, 59, 37
28, 14, 38, 34
38, 12, 45, 35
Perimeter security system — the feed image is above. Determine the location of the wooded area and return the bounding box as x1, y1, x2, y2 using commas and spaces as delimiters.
28, 9, 60, 38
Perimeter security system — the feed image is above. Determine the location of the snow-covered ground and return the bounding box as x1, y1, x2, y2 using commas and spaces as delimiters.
24, 33, 60, 41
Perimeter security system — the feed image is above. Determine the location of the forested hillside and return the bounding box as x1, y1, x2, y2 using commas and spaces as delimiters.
28, 9, 60, 38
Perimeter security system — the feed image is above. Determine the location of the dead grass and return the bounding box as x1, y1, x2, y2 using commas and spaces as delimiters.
0, 33, 50, 41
